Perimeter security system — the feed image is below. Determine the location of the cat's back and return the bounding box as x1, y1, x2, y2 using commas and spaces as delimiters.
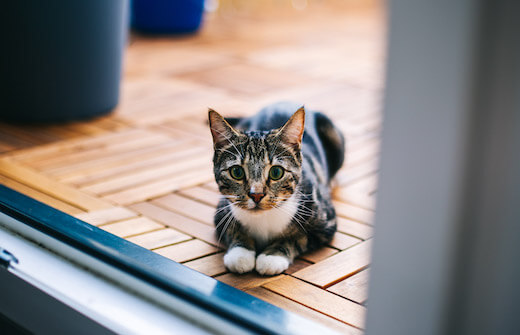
237, 101, 305, 132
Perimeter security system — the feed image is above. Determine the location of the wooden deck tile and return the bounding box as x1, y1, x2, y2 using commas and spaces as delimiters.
0, 175, 84, 216
247, 287, 363, 335
126, 228, 191, 250
47, 139, 193, 178
335, 158, 379, 189
152, 193, 215, 226
7, 128, 146, 163
293, 240, 372, 288
154, 239, 220, 263
179, 63, 307, 96
215, 273, 283, 291
0, 158, 114, 211
263, 275, 366, 329
103, 166, 213, 205
82, 155, 209, 196
333, 200, 375, 225
285, 259, 312, 275
177, 186, 221, 207
183, 253, 227, 277
74, 207, 138, 226
99, 217, 164, 238
328, 269, 370, 305
333, 186, 377, 211
346, 139, 380, 167
130, 202, 218, 246
336, 217, 373, 240
61, 143, 205, 186
329, 232, 362, 250
31, 134, 168, 172
300, 246, 338, 263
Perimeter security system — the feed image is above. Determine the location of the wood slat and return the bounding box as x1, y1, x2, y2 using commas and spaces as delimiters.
328, 268, 370, 305
183, 253, 227, 277
329, 232, 362, 250
154, 239, 219, 263
31, 134, 168, 171
333, 200, 375, 225
263, 275, 366, 329
74, 207, 138, 226
7, 128, 149, 163
333, 187, 377, 211
60, 143, 206, 186
99, 217, 164, 238
103, 167, 213, 205
82, 155, 210, 196
247, 287, 363, 335
130, 202, 218, 245
284, 259, 312, 275
48, 139, 194, 179
177, 186, 221, 207
300, 246, 338, 263
126, 228, 191, 250
215, 273, 283, 291
152, 193, 215, 226
335, 158, 379, 189
0, 175, 84, 215
292, 240, 372, 288
0, 158, 114, 211
345, 139, 380, 167
336, 217, 373, 240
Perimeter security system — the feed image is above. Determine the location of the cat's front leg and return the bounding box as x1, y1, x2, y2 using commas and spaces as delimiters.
256, 239, 306, 276
221, 228, 256, 274
224, 246, 256, 274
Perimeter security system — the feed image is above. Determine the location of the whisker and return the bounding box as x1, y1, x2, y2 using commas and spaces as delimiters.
215, 208, 234, 229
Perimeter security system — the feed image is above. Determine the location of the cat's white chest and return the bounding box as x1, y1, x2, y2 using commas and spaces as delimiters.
231, 195, 298, 243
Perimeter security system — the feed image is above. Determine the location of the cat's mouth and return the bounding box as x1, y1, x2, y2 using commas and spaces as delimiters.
233, 201, 272, 211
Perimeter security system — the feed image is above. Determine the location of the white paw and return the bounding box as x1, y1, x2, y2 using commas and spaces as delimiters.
223, 247, 256, 274
255, 254, 290, 276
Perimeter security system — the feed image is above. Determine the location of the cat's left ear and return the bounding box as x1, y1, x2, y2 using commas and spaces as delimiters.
208, 108, 240, 149
278, 106, 305, 147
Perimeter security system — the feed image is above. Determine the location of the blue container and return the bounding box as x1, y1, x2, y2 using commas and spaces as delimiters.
131, 0, 204, 34
1, 0, 129, 123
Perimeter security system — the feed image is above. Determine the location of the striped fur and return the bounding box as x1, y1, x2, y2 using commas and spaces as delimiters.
209, 102, 345, 275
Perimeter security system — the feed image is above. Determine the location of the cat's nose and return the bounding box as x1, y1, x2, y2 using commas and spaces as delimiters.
248, 192, 265, 204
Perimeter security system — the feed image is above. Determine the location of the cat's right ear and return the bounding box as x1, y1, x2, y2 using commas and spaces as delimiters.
208, 108, 239, 149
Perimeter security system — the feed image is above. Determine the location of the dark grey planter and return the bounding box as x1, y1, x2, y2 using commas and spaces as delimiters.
1, 0, 128, 123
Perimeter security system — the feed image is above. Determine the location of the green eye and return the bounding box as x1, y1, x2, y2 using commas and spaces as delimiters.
269, 166, 284, 180
229, 166, 245, 180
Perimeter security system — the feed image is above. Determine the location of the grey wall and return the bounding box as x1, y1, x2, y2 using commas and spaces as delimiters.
366, 0, 520, 334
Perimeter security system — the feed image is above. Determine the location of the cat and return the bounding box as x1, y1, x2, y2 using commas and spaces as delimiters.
208, 102, 345, 275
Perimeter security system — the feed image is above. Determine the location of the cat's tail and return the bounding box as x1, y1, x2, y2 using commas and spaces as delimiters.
315, 112, 346, 180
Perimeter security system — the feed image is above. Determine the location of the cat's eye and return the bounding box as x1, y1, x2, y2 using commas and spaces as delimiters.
269, 166, 285, 180
229, 165, 245, 180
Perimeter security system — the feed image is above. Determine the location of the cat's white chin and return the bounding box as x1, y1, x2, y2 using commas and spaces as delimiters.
231, 194, 298, 243
255, 254, 290, 276
223, 247, 256, 273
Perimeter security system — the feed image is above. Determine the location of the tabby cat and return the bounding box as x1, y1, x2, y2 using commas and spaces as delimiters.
208, 102, 345, 275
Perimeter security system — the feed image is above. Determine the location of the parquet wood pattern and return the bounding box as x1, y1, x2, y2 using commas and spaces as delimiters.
0, 1, 384, 332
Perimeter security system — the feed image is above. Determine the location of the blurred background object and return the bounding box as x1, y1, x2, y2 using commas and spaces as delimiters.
1, 0, 128, 123
131, 0, 205, 34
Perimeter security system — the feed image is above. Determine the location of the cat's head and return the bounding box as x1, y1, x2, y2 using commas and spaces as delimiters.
209, 108, 305, 212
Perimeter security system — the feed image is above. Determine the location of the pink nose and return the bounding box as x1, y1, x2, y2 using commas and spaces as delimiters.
249, 192, 265, 203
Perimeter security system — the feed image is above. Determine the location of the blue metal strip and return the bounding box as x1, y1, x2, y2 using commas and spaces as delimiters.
0, 185, 295, 335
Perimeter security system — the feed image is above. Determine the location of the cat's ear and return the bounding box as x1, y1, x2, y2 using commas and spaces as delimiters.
278, 106, 305, 147
208, 108, 239, 149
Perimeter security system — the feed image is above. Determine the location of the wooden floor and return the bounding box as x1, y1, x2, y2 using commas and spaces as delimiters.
0, 1, 384, 333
